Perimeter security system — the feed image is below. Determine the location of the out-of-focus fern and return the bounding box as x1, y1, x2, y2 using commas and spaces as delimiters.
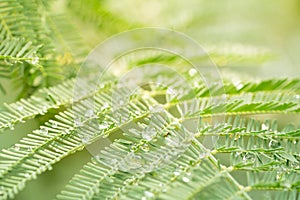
0, 0, 89, 97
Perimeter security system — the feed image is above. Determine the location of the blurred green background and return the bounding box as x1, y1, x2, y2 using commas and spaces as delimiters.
1, 0, 300, 199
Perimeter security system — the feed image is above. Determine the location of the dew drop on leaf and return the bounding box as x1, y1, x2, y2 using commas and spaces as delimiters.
17, 106, 23, 111
182, 177, 190, 183
102, 102, 109, 110
188, 68, 197, 77
142, 127, 156, 141
166, 87, 176, 95
242, 153, 255, 163
98, 122, 109, 130
119, 153, 144, 171
74, 118, 83, 127
85, 109, 94, 118
149, 105, 164, 113
141, 144, 150, 152
174, 171, 180, 176
134, 110, 141, 115
40, 128, 48, 135
31, 56, 39, 65
14, 145, 20, 151
52, 122, 58, 128
144, 191, 154, 198
82, 136, 90, 144
293, 140, 297, 145
269, 140, 281, 148
24, 173, 30, 178
261, 123, 269, 130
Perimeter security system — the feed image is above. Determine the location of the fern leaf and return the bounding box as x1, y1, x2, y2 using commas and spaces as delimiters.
0, 38, 42, 67
0, 76, 294, 131
1, 72, 300, 198
55, 112, 247, 199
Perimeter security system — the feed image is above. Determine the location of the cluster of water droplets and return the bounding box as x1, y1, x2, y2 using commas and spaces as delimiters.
30, 56, 39, 65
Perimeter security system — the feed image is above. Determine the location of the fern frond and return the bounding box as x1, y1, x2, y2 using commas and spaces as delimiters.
247, 171, 300, 191
0, 88, 154, 199
0, 1, 27, 40
1, 75, 299, 131
175, 91, 300, 119
55, 110, 250, 200
1, 76, 297, 132
0, 38, 42, 63
56, 113, 300, 200
204, 44, 273, 67
1, 70, 300, 198
47, 14, 89, 63
0, 79, 75, 131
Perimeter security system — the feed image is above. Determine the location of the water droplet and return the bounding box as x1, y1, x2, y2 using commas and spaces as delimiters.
174, 171, 180, 176
242, 153, 255, 163
102, 102, 109, 109
85, 109, 94, 118
142, 127, 156, 141
119, 153, 144, 171
233, 80, 244, 90
182, 177, 190, 183
269, 140, 281, 148
27, 146, 33, 152
144, 191, 154, 198
276, 172, 281, 181
261, 123, 269, 131
118, 100, 124, 106
290, 161, 299, 168
170, 118, 181, 128
82, 136, 90, 144
149, 105, 164, 113
166, 87, 176, 95
109, 158, 118, 165
141, 144, 150, 152
134, 110, 141, 115
234, 135, 240, 141
24, 173, 30, 178
74, 118, 83, 127
42, 106, 47, 112
31, 56, 39, 65
40, 128, 48, 135
235, 152, 241, 158
282, 182, 291, 189
52, 122, 58, 128
98, 122, 109, 130
17, 106, 23, 111
14, 145, 20, 151
293, 140, 297, 145
123, 176, 136, 185
188, 68, 197, 77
